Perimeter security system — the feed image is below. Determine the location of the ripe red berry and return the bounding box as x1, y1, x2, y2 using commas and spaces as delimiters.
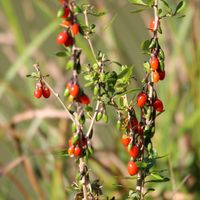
62, 7, 70, 18
137, 92, 147, 107
128, 118, 138, 130
64, 36, 74, 47
69, 84, 79, 97
71, 23, 79, 36
79, 94, 90, 105
56, 32, 69, 45
42, 87, 51, 98
150, 57, 159, 70
137, 125, 143, 135
127, 161, 138, 176
153, 99, 164, 112
152, 71, 160, 83
121, 135, 131, 147
157, 68, 165, 80
129, 145, 139, 158
34, 89, 42, 98
68, 146, 74, 156
74, 146, 81, 157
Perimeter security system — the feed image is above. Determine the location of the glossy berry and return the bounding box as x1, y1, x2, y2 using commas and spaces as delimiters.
157, 69, 165, 80
150, 57, 159, 70
152, 70, 160, 83
71, 23, 79, 36
79, 94, 90, 105
127, 161, 138, 176
137, 92, 147, 107
56, 32, 69, 45
153, 99, 164, 112
74, 146, 81, 157
121, 135, 131, 147
62, 7, 70, 18
69, 84, 79, 97
129, 145, 139, 158
42, 87, 51, 98
34, 89, 42, 98
64, 36, 74, 47
68, 146, 74, 156
137, 125, 143, 135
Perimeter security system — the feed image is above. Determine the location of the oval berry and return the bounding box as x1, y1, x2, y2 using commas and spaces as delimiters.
129, 145, 139, 158
74, 146, 81, 157
121, 135, 131, 147
137, 92, 147, 108
157, 68, 165, 80
56, 32, 69, 45
153, 99, 164, 112
71, 23, 79, 36
79, 94, 90, 105
64, 36, 74, 47
69, 84, 79, 97
68, 146, 74, 156
150, 57, 159, 70
152, 71, 160, 83
34, 89, 42, 99
62, 7, 70, 18
137, 124, 143, 135
127, 161, 138, 176
42, 87, 51, 98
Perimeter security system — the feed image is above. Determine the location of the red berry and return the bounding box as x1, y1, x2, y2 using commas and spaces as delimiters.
42, 87, 51, 98
34, 89, 42, 98
150, 19, 160, 31
121, 135, 131, 147
157, 68, 165, 80
129, 145, 139, 158
68, 146, 74, 156
61, 20, 72, 28
150, 57, 159, 70
64, 36, 74, 47
152, 70, 160, 83
69, 84, 79, 97
153, 99, 164, 112
137, 92, 147, 107
62, 7, 70, 18
56, 32, 69, 45
137, 125, 143, 135
74, 146, 81, 157
127, 161, 138, 176
128, 118, 138, 130
71, 23, 79, 36
79, 94, 90, 105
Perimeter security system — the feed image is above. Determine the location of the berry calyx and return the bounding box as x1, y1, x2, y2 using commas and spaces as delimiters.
152, 70, 160, 83
42, 87, 51, 98
34, 89, 42, 99
71, 23, 79, 36
129, 145, 139, 158
68, 146, 75, 156
153, 99, 164, 112
69, 84, 79, 97
121, 135, 131, 147
78, 94, 90, 105
74, 146, 81, 157
137, 92, 147, 108
127, 161, 138, 176
56, 31, 69, 45
150, 57, 159, 70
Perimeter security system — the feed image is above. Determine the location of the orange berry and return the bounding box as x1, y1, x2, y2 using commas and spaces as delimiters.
71, 23, 79, 36
150, 57, 159, 70
152, 71, 160, 83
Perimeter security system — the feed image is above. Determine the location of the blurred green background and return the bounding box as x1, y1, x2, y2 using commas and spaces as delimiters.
0, 0, 199, 199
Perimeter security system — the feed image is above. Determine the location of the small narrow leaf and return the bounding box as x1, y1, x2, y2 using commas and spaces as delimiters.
174, 1, 185, 15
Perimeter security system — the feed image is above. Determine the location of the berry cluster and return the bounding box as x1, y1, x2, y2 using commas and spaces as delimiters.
34, 81, 51, 99
64, 81, 90, 105
56, 0, 80, 46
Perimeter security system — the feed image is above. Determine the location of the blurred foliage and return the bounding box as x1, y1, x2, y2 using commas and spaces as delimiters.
0, 0, 199, 199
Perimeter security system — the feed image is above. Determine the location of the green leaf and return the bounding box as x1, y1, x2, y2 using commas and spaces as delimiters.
128, 0, 148, 6
141, 40, 151, 52
130, 8, 145, 14
174, 1, 185, 15
55, 51, 68, 57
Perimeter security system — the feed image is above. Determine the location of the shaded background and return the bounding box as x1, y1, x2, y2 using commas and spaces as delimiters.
0, 0, 200, 199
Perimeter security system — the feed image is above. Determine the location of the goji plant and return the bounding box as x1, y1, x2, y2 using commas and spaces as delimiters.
27, 0, 185, 199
